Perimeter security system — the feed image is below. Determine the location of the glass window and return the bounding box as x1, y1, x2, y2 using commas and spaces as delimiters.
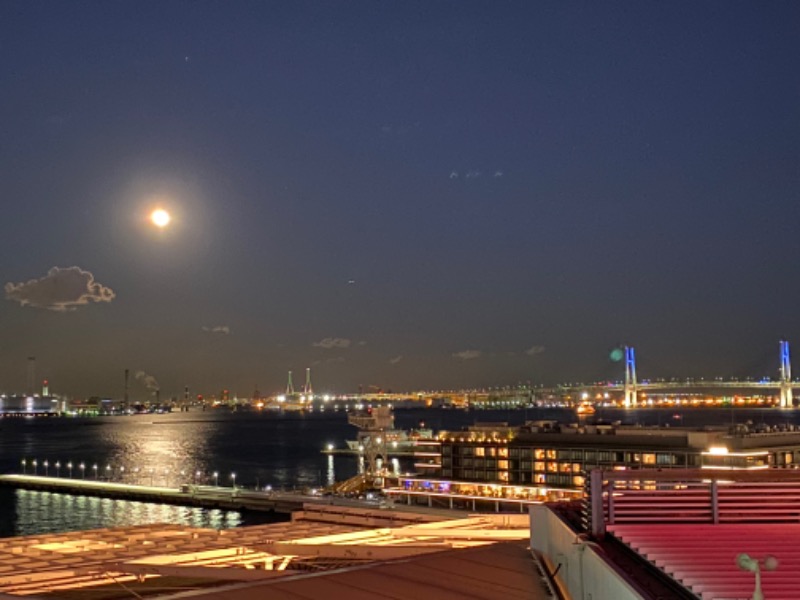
656, 453, 675, 465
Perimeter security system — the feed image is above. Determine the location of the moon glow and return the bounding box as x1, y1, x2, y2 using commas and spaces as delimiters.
150, 208, 171, 228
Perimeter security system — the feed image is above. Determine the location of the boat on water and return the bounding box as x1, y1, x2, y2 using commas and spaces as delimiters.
345, 427, 435, 452
575, 402, 596, 416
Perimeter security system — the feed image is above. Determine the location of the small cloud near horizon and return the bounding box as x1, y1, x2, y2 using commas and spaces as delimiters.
389, 355, 403, 365
4, 266, 115, 311
202, 325, 231, 335
525, 345, 546, 356
313, 337, 352, 349
452, 350, 482, 360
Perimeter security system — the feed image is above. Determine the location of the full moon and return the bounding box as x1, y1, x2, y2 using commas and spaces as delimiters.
150, 208, 171, 228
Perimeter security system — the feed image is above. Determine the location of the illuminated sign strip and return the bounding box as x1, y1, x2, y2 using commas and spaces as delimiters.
384, 489, 546, 504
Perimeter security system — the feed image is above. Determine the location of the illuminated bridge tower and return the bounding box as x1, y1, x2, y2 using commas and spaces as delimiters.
780, 340, 793, 408
623, 346, 637, 408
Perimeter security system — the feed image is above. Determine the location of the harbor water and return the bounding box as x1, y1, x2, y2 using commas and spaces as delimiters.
1, 405, 799, 537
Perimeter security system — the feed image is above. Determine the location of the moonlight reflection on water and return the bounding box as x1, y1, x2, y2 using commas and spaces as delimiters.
3, 406, 799, 536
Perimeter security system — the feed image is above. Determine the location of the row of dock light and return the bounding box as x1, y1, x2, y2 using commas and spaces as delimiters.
19, 459, 241, 489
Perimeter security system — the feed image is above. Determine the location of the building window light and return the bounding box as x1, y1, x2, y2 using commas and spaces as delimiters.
706, 446, 729, 456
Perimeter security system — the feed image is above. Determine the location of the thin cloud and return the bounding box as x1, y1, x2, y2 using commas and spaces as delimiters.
525, 345, 546, 356
452, 350, 482, 360
450, 169, 503, 180
311, 356, 346, 366
4, 266, 115, 312
389, 355, 403, 365
202, 325, 231, 335
312, 337, 352, 349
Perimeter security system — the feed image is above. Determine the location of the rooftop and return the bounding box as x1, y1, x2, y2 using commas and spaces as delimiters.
0, 504, 534, 599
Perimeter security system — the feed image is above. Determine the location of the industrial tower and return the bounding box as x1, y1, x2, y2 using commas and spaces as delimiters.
285, 370, 295, 396
27, 357, 35, 396
303, 367, 313, 397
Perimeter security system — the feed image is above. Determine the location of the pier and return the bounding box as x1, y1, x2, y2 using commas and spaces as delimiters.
0, 474, 358, 515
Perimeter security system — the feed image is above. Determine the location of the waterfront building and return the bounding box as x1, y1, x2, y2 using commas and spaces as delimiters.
0, 394, 61, 415
388, 420, 800, 510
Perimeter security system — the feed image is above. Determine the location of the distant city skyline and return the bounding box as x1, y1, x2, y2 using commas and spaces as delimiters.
1, 2, 798, 395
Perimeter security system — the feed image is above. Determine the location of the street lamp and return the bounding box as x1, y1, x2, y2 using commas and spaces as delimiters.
105, 465, 111, 480
93, 464, 98, 480
79, 462, 85, 479
67, 461, 73, 478
737, 553, 778, 600
44, 460, 49, 477
230, 472, 236, 489
21, 459, 26, 475
213, 471, 219, 487
55, 461, 61, 477
195, 470, 201, 484
32, 459, 38, 475
119, 466, 125, 482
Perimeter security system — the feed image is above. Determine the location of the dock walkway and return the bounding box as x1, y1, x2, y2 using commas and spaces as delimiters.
0, 474, 331, 514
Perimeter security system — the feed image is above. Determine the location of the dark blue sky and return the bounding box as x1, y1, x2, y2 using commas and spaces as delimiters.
1, 1, 798, 398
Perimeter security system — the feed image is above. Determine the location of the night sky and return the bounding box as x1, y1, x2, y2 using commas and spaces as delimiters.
1, 2, 799, 399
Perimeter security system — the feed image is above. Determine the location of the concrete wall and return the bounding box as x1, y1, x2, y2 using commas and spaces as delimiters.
530, 505, 644, 600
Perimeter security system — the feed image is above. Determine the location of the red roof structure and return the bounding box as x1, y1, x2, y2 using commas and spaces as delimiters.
584, 469, 800, 600
611, 523, 800, 600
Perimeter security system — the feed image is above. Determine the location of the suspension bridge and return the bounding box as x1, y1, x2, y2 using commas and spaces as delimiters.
579, 340, 795, 408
